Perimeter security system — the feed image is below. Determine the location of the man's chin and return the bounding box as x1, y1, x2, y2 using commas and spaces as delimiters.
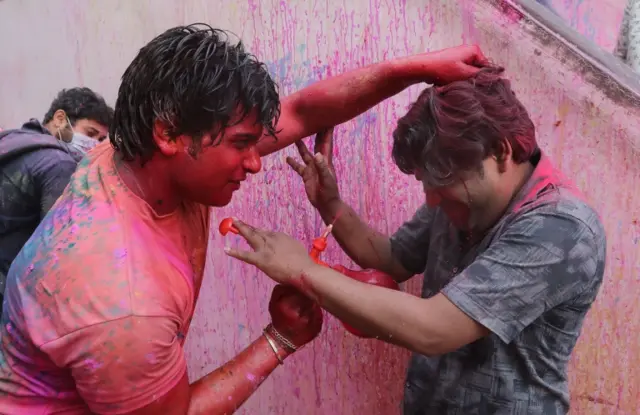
193, 190, 235, 207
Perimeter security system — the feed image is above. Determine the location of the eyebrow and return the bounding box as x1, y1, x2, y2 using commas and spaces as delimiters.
232, 133, 260, 141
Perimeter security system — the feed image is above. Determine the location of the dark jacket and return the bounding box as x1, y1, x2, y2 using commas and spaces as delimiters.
0, 119, 79, 294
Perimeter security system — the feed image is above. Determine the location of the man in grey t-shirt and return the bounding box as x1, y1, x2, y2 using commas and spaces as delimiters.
226, 69, 606, 414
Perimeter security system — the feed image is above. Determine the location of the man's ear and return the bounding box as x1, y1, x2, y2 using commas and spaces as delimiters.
52, 109, 68, 129
51, 109, 73, 142
494, 138, 512, 173
152, 120, 181, 156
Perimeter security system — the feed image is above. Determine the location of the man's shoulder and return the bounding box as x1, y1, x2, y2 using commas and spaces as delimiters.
7, 224, 183, 346
0, 127, 73, 165
1, 144, 75, 175
499, 187, 606, 291
21, 146, 77, 175
513, 185, 605, 244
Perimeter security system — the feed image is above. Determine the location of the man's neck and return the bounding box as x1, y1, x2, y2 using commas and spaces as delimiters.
114, 155, 180, 215
473, 162, 535, 237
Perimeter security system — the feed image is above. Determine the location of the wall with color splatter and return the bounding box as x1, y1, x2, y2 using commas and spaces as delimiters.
0, 0, 638, 413
544, 0, 625, 52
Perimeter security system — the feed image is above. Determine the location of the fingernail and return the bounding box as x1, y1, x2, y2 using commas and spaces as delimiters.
224, 247, 231, 254
314, 153, 323, 162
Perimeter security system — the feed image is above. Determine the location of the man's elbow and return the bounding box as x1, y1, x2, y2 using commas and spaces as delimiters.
410, 334, 453, 357
408, 320, 489, 357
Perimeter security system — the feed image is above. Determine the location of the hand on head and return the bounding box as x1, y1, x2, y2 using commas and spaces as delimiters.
418, 44, 503, 86
286, 128, 341, 210
268, 284, 323, 349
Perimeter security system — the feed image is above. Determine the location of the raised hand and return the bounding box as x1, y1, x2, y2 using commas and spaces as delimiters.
286, 128, 340, 210
407, 44, 501, 86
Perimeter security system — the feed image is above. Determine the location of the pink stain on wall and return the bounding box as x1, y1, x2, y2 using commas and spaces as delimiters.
544, 0, 626, 52
0, 0, 638, 414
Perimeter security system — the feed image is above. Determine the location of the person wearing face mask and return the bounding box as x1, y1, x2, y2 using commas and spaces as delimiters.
225, 68, 606, 414
0, 87, 113, 300
66, 129, 101, 160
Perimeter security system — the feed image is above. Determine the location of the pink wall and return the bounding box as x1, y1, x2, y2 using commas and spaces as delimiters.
0, 0, 638, 413
545, 0, 626, 52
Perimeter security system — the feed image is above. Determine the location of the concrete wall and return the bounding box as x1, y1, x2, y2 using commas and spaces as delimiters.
0, 0, 638, 413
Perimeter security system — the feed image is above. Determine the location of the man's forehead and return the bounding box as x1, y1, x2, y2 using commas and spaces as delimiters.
75, 118, 106, 130
226, 113, 263, 136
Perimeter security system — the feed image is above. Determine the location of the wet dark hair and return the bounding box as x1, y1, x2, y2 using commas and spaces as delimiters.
42, 87, 113, 128
110, 23, 280, 162
392, 68, 537, 187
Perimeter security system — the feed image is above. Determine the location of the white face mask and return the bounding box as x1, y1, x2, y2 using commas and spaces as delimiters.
70, 132, 99, 154
64, 116, 99, 159
65, 132, 99, 161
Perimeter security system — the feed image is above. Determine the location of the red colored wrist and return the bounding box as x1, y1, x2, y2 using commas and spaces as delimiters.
263, 330, 290, 364
264, 324, 297, 360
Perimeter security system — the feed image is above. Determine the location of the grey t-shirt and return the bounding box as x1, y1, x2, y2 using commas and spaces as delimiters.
390, 151, 606, 415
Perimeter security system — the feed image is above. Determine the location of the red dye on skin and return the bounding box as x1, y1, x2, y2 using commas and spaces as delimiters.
309, 218, 400, 338
219, 215, 397, 338
290, 273, 321, 304
331, 265, 399, 337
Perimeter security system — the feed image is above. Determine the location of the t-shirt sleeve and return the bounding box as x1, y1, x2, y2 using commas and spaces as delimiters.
442, 209, 602, 344
41, 315, 187, 414
389, 204, 434, 274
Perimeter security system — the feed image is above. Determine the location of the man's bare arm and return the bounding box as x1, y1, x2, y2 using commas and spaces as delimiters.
257, 59, 410, 156
318, 199, 414, 283
120, 285, 321, 415
124, 335, 285, 415
295, 265, 488, 356
258, 45, 490, 156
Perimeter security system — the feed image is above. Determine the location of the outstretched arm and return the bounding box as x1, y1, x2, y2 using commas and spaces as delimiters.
258, 45, 490, 156
227, 208, 601, 358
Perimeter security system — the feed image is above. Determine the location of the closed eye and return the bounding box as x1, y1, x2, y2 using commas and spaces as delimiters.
233, 139, 254, 149
232, 134, 259, 149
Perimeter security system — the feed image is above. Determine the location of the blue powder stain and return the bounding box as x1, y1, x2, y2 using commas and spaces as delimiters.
265, 44, 330, 91
349, 112, 379, 138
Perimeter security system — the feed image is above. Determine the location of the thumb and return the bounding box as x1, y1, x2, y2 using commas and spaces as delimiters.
313, 153, 334, 183
224, 247, 260, 266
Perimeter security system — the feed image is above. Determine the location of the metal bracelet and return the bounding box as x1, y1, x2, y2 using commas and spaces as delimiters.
265, 323, 298, 352
263, 330, 284, 364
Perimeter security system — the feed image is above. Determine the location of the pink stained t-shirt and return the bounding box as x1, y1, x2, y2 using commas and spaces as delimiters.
0, 141, 210, 414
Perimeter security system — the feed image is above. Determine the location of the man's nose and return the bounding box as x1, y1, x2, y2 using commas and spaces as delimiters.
243, 147, 262, 174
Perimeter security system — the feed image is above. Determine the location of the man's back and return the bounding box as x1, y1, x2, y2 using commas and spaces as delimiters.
0, 142, 210, 414
0, 120, 77, 291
